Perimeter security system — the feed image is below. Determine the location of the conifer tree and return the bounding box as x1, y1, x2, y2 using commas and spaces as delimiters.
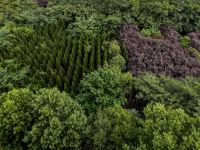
64, 76, 70, 93
76, 37, 83, 75
42, 54, 49, 71
102, 31, 107, 42
56, 50, 62, 70
71, 68, 79, 93
89, 37, 95, 71
48, 73, 55, 87
82, 36, 90, 74
70, 37, 77, 61
61, 38, 66, 51
47, 55, 54, 71
66, 59, 73, 85
66, 37, 77, 83
102, 42, 108, 65
77, 37, 83, 62
56, 75, 63, 90
59, 68, 65, 84
63, 49, 69, 71
63, 35, 72, 70
71, 36, 83, 92
60, 66, 66, 77
97, 35, 101, 68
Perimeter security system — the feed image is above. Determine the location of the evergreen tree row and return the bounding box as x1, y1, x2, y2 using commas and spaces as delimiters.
0, 23, 111, 93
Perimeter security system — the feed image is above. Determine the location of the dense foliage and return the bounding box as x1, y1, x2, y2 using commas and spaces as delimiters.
121, 24, 200, 77
189, 32, 200, 52
75, 67, 133, 114
137, 103, 200, 150
0, 0, 200, 149
0, 22, 112, 93
91, 105, 137, 149
126, 73, 200, 116
138, 0, 200, 32
0, 59, 29, 95
0, 88, 87, 149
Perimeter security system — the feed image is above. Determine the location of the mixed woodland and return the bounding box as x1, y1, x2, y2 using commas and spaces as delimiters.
0, 0, 200, 149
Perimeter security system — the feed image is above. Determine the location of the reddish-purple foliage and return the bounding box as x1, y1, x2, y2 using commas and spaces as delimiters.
188, 32, 200, 52
120, 24, 200, 77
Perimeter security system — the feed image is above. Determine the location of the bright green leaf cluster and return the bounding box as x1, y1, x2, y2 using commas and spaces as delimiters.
0, 88, 88, 149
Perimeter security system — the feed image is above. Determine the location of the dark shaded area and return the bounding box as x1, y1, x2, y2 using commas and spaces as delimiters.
37, 0, 48, 8
120, 24, 200, 78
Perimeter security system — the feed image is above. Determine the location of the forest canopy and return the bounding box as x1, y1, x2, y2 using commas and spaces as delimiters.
0, 0, 200, 149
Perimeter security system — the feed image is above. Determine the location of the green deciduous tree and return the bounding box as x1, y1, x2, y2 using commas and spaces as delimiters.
75, 66, 133, 114
92, 0, 132, 15
137, 103, 200, 150
24, 88, 88, 150
0, 89, 35, 149
0, 88, 88, 150
91, 105, 138, 150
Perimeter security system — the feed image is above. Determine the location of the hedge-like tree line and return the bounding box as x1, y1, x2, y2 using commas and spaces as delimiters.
0, 22, 110, 93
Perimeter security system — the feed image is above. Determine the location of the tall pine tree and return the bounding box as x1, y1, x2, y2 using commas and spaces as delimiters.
89, 37, 95, 71
96, 35, 101, 68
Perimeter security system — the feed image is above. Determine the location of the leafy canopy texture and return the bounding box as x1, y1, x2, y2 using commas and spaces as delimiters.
0, 88, 87, 150
137, 103, 200, 150
91, 105, 138, 150
0, 88, 34, 149
0, 59, 29, 95
130, 73, 200, 116
75, 66, 133, 114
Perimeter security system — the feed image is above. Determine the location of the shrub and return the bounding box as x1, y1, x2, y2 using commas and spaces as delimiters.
140, 27, 162, 38
91, 105, 138, 149
108, 40, 121, 58
109, 54, 126, 69
187, 48, 200, 60
75, 67, 133, 114
180, 36, 190, 48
